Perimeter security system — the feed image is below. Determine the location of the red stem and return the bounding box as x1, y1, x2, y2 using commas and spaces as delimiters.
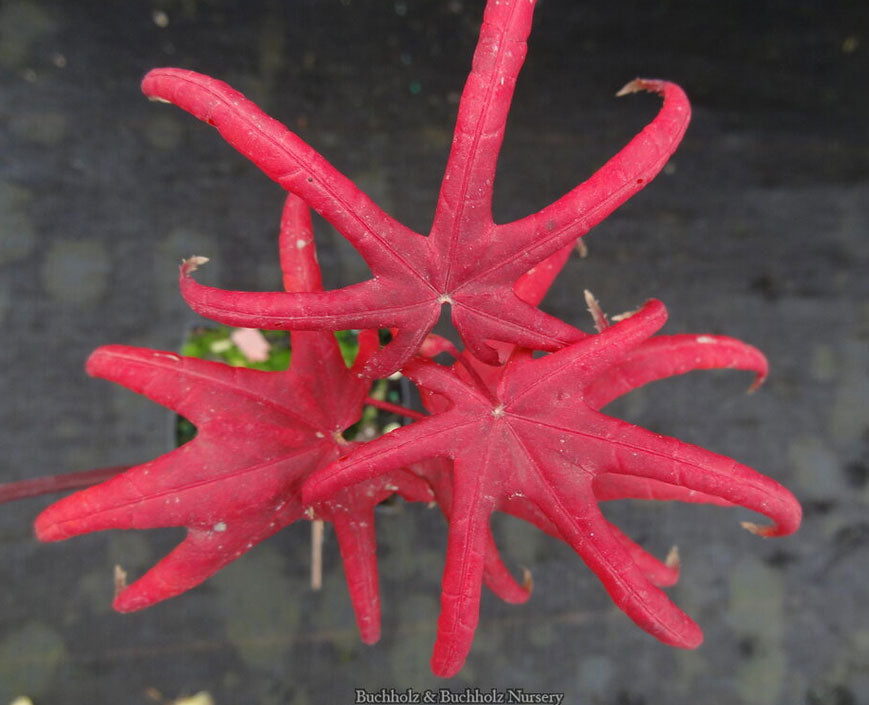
363, 396, 426, 421
0, 465, 129, 504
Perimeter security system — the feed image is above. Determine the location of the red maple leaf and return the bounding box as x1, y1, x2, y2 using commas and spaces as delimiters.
140, 0, 690, 377
303, 299, 802, 677
409, 252, 707, 602
34, 195, 432, 644
412, 313, 772, 596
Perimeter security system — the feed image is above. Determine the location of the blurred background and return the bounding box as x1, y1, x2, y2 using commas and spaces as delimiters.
0, 0, 866, 702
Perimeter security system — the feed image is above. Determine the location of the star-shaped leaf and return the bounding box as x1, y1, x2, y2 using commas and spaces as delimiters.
411, 243, 753, 602
304, 299, 801, 676
141, 0, 690, 377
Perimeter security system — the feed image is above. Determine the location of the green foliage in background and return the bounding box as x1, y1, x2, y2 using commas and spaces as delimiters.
176, 327, 406, 447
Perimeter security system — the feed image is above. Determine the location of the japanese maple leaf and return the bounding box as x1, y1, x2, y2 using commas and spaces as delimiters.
419, 320, 775, 594
410, 259, 690, 598
140, 0, 691, 377
34, 195, 432, 644
417, 244, 732, 590
303, 299, 802, 677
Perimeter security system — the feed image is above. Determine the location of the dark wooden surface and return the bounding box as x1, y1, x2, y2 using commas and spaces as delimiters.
1, 1, 866, 702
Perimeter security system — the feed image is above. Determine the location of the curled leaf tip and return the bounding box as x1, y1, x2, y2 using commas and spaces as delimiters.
520, 566, 534, 594
615, 79, 644, 97
181, 255, 210, 276
113, 563, 128, 600
740, 521, 775, 537
611, 307, 640, 322
584, 289, 608, 332
615, 78, 661, 97
747, 373, 767, 394
665, 545, 680, 570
